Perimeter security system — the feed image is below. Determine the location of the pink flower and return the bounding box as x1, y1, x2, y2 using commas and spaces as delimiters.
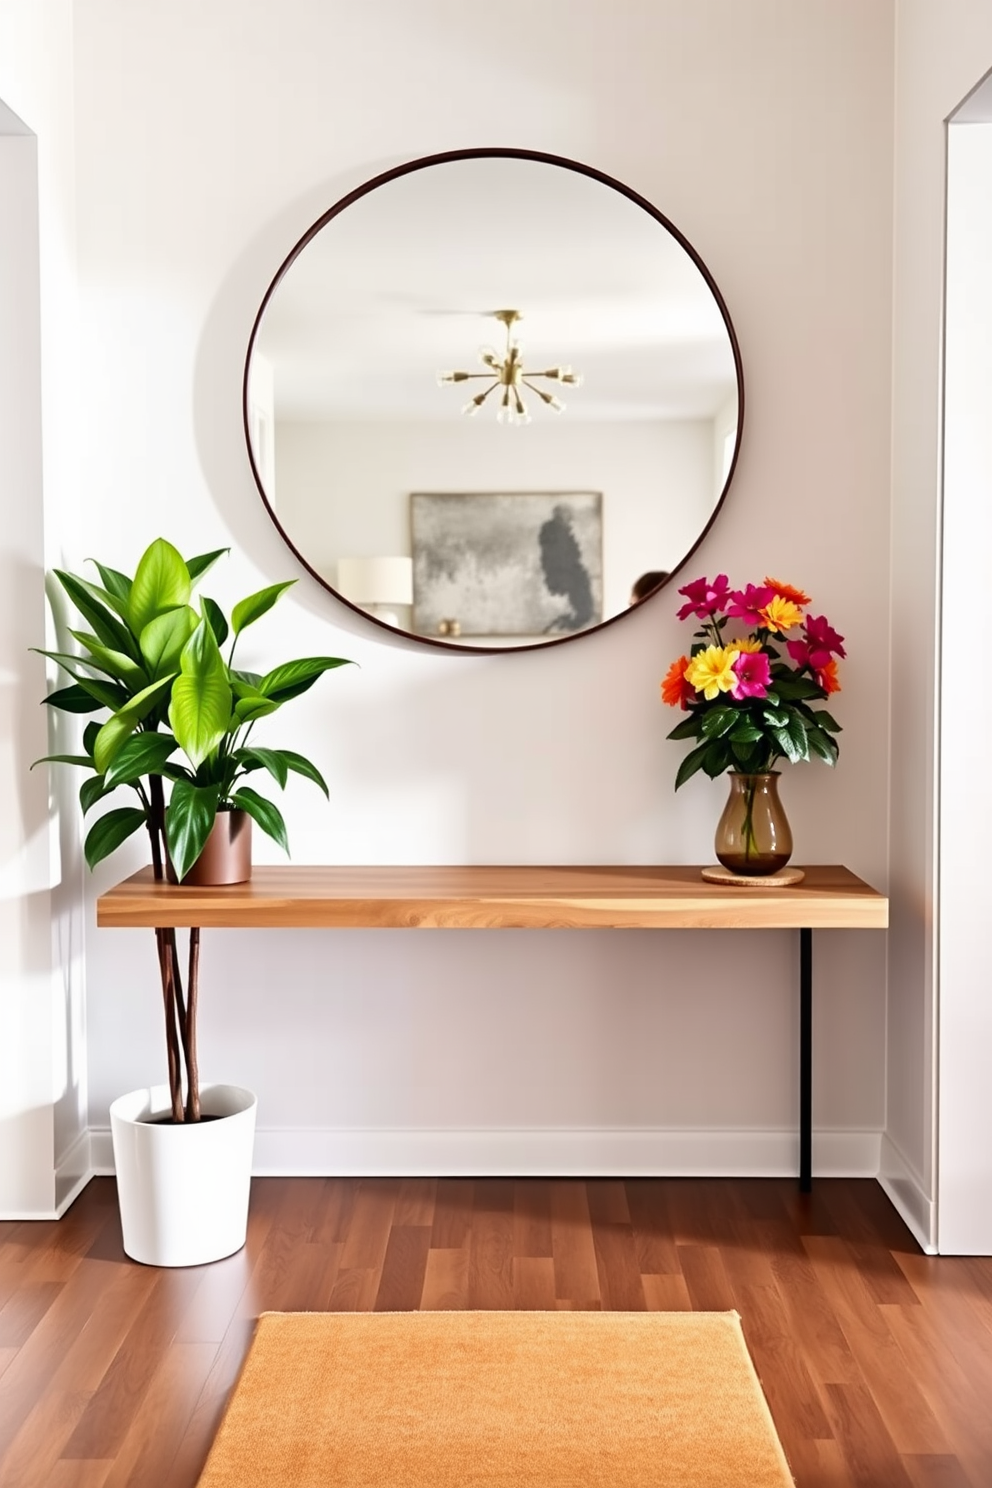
789, 614, 846, 670
676, 574, 731, 621
727, 583, 776, 627
731, 649, 771, 700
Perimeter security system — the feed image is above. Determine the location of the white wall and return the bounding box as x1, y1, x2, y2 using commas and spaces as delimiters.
0, 0, 87, 1217
884, 2, 992, 1252
274, 418, 715, 624
68, 0, 895, 1182
936, 121, 992, 1253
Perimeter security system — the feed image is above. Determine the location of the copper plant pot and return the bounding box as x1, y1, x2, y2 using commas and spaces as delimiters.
167, 808, 252, 886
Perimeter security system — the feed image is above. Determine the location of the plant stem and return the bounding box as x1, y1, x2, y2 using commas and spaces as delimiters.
185, 930, 201, 1121
155, 928, 185, 1122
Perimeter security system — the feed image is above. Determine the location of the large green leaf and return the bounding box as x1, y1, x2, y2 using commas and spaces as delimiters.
702, 740, 731, 778
231, 581, 295, 636
41, 682, 111, 714
90, 561, 133, 607
139, 606, 198, 680
103, 730, 179, 788
674, 740, 712, 791
806, 726, 839, 764
127, 539, 191, 637
83, 721, 101, 756
812, 710, 842, 734
258, 656, 353, 702
68, 631, 148, 688
771, 725, 804, 765
236, 746, 288, 789
277, 749, 329, 797
233, 691, 279, 722
84, 807, 147, 869
666, 714, 705, 742
185, 547, 229, 584
165, 780, 220, 882
773, 675, 826, 702
93, 673, 178, 774
65, 573, 131, 623
30, 753, 92, 770
701, 706, 738, 739
168, 618, 232, 770
231, 786, 289, 854
80, 775, 113, 814
201, 596, 229, 649
53, 569, 139, 659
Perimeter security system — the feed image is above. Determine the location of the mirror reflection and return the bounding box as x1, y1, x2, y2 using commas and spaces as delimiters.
245, 150, 743, 650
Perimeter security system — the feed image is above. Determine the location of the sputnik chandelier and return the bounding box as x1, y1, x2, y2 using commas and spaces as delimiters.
437, 309, 583, 424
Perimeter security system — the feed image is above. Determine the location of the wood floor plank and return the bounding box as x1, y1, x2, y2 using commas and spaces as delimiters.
512, 1179, 553, 1259
677, 1243, 736, 1311
804, 1236, 950, 1457
624, 1179, 681, 1275
903, 1455, 975, 1488
641, 1272, 693, 1311
512, 1256, 557, 1310
60, 1269, 202, 1459
468, 1183, 514, 1309
98, 1340, 217, 1488
429, 1178, 474, 1249
374, 1225, 431, 1311
420, 1246, 470, 1310
591, 1222, 646, 1311
550, 1179, 599, 1303
821, 1380, 917, 1487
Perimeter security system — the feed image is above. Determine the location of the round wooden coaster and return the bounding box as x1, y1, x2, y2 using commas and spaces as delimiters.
701, 865, 805, 888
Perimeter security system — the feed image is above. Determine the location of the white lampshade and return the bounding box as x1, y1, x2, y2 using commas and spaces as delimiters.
336, 556, 413, 606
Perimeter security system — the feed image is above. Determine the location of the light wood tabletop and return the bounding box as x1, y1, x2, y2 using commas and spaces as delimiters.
96, 864, 888, 931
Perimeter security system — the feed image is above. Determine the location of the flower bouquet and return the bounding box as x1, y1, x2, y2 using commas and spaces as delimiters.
662, 575, 843, 873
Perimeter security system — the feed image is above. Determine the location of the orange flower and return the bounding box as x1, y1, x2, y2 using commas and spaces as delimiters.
764, 576, 811, 607
818, 658, 841, 694
661, 655, 693, 709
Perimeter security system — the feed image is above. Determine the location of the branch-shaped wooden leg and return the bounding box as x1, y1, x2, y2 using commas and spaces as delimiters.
185, 929, 201, 1122
155, 926, 184, 1122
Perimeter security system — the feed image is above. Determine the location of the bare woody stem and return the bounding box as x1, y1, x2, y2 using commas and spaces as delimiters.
147, 773, 186, 1122
185, 929, 201, 1122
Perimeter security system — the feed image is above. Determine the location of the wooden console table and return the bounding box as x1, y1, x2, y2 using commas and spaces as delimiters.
97, 864, 888, 1191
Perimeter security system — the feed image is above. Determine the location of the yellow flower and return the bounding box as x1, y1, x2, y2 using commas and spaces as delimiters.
760, 595, 804, 633
731, 637, 764, 654
685, 645, 740, 700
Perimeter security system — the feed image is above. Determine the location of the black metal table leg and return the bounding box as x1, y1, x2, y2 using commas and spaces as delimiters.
800, 927, 812, 1191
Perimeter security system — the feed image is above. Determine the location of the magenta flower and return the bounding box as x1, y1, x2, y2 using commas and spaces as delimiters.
798, 614, 846, 669
676, 574, 731, 621
731, 649, 771, 700
727, 583, 776, 627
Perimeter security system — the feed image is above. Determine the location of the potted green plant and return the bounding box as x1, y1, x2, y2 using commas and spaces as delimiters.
34, 537, 353, 1263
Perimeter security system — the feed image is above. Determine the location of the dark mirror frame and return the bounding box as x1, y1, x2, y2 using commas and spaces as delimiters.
243, 147, 745, 653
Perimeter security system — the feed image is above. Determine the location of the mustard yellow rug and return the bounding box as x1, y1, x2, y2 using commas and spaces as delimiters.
197, 1310, 794, 1487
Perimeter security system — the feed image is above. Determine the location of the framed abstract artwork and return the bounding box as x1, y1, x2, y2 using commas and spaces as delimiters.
410, 491, 603, 639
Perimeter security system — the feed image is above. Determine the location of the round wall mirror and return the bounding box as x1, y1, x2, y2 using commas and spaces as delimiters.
244, 149, 743, 651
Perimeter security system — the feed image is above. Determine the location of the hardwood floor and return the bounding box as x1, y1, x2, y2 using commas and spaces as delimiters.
0, 1177, 990, 1486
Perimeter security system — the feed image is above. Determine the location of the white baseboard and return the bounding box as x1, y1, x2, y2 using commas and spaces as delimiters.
0, 1130, 95, 1220
879, 1132, 936, 1253
55, 1128, 93, 1214
89, 1124, 881, 1179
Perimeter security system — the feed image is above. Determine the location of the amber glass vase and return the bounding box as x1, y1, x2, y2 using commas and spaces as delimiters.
714, 772, 792, 876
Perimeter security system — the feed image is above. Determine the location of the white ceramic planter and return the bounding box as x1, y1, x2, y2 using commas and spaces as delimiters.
110, 1083, 257, 1267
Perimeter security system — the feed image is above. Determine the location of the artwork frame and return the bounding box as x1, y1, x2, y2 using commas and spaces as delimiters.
410, 491, 603, 640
